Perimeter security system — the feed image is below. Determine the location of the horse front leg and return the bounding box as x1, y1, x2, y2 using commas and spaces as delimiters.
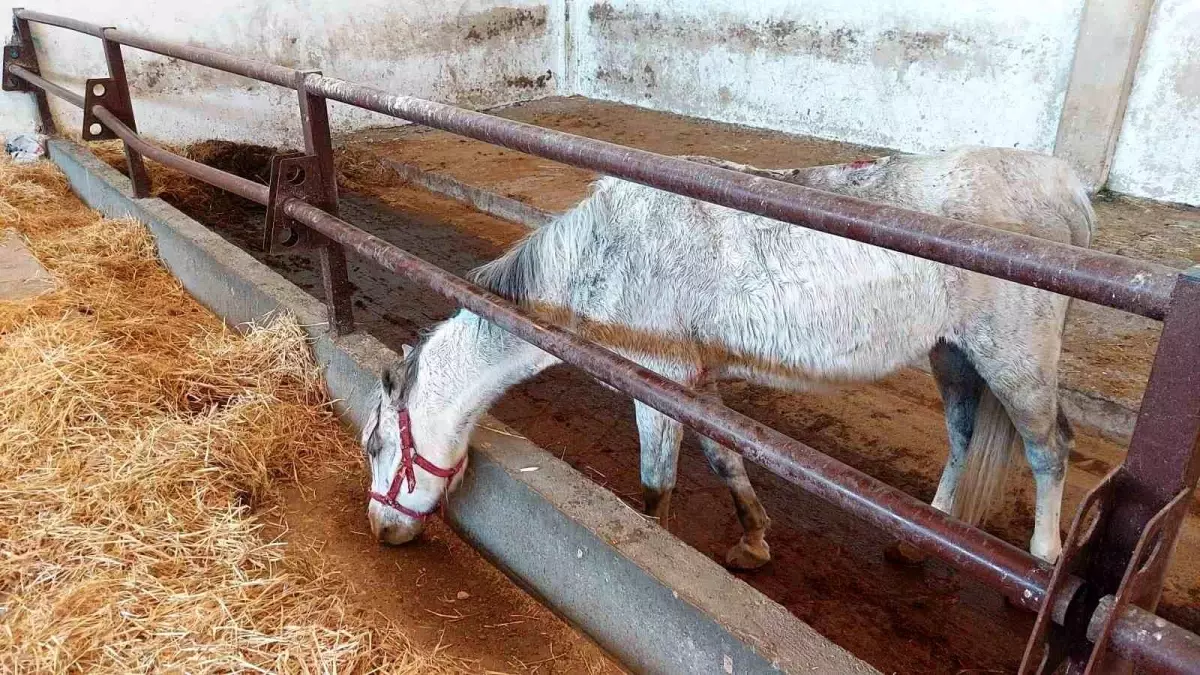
696, 382, 772, 570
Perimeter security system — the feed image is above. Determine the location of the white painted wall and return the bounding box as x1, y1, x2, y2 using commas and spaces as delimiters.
2, 0, 556, 146
1, 1, 1196, 205
1108, 0, 1200, 206
567, 0, 1087, 154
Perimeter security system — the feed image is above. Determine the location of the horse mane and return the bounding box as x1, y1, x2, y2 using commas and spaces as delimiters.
468, 177, 613, 311
468, 227, 551, 310
396, 201, 586, 405
394, 338, 425, 404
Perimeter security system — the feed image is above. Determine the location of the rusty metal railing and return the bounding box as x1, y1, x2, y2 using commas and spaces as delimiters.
6, 8, 1200, 673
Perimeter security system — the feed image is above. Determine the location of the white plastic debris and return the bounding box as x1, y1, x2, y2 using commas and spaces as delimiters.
6, 132, 46, 163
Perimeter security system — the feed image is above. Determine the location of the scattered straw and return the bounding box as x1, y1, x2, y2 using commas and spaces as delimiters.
0, 156, 467, 673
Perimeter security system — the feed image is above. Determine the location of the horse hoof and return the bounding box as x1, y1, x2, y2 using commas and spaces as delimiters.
725, 537, 771, 570
883, 541, 927, 566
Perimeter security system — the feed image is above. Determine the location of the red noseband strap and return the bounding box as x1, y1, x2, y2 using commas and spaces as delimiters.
369, 409, 466, 520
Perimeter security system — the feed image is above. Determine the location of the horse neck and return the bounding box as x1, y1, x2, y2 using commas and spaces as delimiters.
407, 311, 556, 449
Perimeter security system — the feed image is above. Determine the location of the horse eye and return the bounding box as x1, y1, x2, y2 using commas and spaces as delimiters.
365, 434, 381, 458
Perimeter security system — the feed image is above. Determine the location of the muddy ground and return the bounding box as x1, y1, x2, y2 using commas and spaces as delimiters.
267, 475, 617, 674
106, 97, 1198, 674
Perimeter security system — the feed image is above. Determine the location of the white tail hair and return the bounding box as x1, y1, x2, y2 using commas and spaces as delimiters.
951, 388, 1021, 526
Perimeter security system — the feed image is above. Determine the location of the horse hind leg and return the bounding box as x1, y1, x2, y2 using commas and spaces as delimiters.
696, 382, 772, 570
884, 340, 986, 566
960, 339, 1068, 564
1013, 401, 1068, 563
636, 399, 683, 525
928, 340, 986, 515
1020, 406, 1073, 563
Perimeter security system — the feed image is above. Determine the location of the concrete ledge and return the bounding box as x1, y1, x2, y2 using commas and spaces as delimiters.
49, 138, 877, 675
385, 158, 554, 228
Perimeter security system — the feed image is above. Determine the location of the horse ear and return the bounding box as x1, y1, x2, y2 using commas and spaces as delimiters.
360, 404, 380, 448
380, 360, 408, 404
381, 365, 397, 397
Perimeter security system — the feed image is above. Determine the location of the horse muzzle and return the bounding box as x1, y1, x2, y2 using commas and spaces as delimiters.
368, 502, 425, 545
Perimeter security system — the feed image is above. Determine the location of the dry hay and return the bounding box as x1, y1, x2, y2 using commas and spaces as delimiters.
0, 157, 467, 673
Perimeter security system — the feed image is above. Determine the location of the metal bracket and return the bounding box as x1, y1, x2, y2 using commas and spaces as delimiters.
1022, 471, 1194, 673
1023, 266, 1200, 673
81, 77, 134, 141
263, 153, 327, 255
3, 11, 39, 93
1020, 470, 1118, 674
2, 43, 35, 91
1083, 487, 1190, 672
8, 10, 55, 134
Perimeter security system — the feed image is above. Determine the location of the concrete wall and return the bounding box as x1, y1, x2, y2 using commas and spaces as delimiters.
1108, 0, 1200, 206
3, 1, 1198, 205
567, 0, 1086, 154
3, 0, 556, 146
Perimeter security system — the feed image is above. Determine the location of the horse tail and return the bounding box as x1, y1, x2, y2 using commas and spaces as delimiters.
1064, 166, 1097, 248
950, 386, 1021, 527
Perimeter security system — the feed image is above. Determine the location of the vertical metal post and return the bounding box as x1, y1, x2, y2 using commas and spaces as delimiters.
1033, 267, 1200, 673
99, 29, 150, 197
9, 9, 55, 133
296, 69, 354, 335
1087, 267, 1200, 671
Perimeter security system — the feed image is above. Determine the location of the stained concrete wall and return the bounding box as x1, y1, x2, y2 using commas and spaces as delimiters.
1108, 0, 1200, 206
3, 1, 1198, 205
1, 1, 556, 146
567, 0, 1087, 155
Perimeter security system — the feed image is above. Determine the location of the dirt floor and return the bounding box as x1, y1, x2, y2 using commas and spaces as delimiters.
98, 96, 1199, 674
267, 475, 618, 674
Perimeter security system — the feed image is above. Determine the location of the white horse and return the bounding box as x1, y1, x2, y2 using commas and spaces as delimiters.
360, 146, 1094, 568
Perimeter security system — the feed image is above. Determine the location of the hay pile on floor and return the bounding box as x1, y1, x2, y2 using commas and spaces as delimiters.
0, 158, 465, 673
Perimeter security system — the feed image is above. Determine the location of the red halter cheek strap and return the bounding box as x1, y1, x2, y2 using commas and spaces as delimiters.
369, 409, 466, 520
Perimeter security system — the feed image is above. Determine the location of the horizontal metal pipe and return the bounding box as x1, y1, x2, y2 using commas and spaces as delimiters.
6, 64, 84, 108
92, 106, 269, 205
15, 9, 300, 89
303, 75, 1179, 321
101, 28, 299, 89
47, 105, 1200, 670
13, 9, 105, 37
1096, 598, 1200, 674
15, 8, 1179, 319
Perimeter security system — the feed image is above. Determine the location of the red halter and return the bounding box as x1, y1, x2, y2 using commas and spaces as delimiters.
369, 409, 466, 520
